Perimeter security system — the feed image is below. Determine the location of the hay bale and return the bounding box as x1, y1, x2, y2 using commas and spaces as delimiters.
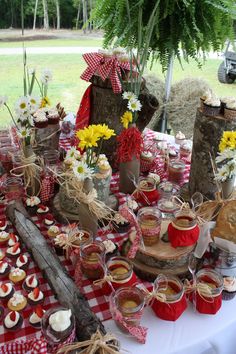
166, 78, 211, 138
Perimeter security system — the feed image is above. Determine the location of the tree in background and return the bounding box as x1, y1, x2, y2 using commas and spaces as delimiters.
42, 0, 49, 29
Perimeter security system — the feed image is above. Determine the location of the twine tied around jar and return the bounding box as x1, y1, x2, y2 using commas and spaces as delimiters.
54, 228, 82, 259
139, 274, 168, 305
129, 173, 155, 206
184, 279, 217, 303
56, 329, 123, 354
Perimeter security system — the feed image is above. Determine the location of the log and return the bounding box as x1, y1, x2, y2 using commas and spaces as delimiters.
6, 201, 106, 341
189, 109, 236, 199
33, 123, 61, 156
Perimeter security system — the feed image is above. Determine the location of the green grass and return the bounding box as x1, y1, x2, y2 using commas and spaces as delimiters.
0, 53, 236, 128
0, 38, 103, 47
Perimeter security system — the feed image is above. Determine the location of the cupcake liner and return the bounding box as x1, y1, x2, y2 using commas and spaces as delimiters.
203, 104, 221, 117
224, 108, 236, 121
222, 290, 236, 301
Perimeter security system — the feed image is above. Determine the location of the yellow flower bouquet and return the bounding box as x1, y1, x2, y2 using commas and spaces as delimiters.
215, 131, 236, 182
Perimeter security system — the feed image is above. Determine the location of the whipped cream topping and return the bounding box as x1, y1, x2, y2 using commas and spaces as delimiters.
181, 142, 192, 152
148, 173, 160, 184
221, 96, 235, 104
48, 225, 60, 234
226, 101, 236, 110
0, 283, 13, 297
29, 311, 44, 324
98, 154, 107, 161
98, 160, 110, 170
176, 131, 185, 140
0, 262, 8, 273
103, 240, 116, 254
204, 97, 221, 107
113, 213, 128, 225
10, 293, 25, 306
224, 277, 236, 292
26, 196, 41, 207
25, 275, 38, 288
126, 199, 138, 211
49, 309, 72, 332
11, 268, 24, 277
55, 233, 68, 244
28, 289, 43, 301
47, 109, 59, 118
8, 235, 19, 246
34, 115, 48, 122
0, 231, 9, 240
158, 141, 168, 150
0, 221, 7, 231
4, 311, 20, 329
37, 206, 49, 213
45, 218, 54, 225
201, 89, 212, 100
16, 255, 28, 268
7, 245, 20, 256
169, 149, 177, 156
141, 151, 153, 158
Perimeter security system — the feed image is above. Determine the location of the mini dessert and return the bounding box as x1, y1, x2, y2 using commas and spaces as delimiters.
47, 109, 60, 124
4, 311, 23, 331
28, 287, 44, 306
23, 274, 39, 291
203, 97, 221, 116
16, 254, 29, 270
220, 96, 235, 113
180, 142, 192, 160
175, 131, 186, 145
200, 89, 212, 109
44, 213, 55, 226
98, 158, 111, 174
140, 150, 155, 173
224, 100, 236, 121
0, 231, 10, 245
34, 114, 49, 128
0, 218, 8, 231
25, 196, 41, 215
222, 277, 236, 300
125, 198, 139, 215
8, 292, 27, 311
0, 282, 14, 301
103, 240, 119, 260
53, 233, 68, 256
9, 267, 26, 284
6, 242, 21, 258
0, 261, 11, 279
148, 172, 161, 186
112, 213, 130, 233
37, 204, 49, 215
0, 249, 5, 261
138, 207, 162, 246
45, 308, 74, 342
29, 305, 45, 328
8, 233, 19, 246
169, 148, 178, 159
47, 225, 60, 238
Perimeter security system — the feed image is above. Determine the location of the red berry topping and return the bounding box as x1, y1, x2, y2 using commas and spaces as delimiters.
1, 283, 9, 293
12, 242, 20, 253
0, 261, 6, 270
33, 287, 40, 299
10, 311, 16, 322
9, 234, 17, 242
0, 220, 6, 228
45, 214, 54, 221
19, 254, 26, 263
35, 305, 44, 318
28, 275, 35, 286
38, 205, 47, 211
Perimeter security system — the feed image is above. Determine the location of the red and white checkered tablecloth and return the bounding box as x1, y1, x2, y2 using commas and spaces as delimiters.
0, 130, 191, 348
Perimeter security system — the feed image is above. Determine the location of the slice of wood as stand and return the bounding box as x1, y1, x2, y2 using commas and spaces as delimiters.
6, 201, 106, 341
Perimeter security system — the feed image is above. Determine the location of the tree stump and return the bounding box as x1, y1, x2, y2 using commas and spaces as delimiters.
189, 109, 236, 200
33, 123, 61, 155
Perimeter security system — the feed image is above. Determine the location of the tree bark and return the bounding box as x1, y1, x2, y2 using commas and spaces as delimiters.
82, 0, 88, 33
76, 1, 81, 30
55, 0, 60, 30
6, 201, 106, 341
42, 0, 49, 30
33, 0, 39, 30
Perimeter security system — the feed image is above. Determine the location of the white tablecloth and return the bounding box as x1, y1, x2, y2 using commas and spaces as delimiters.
104, 296, 236, 354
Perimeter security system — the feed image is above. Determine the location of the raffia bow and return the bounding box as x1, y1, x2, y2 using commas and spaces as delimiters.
184, 279, 216, 301
56, 330, 122, 354
54, 229, 82, 258
130, 174, 155, 206
142, 287, 167, 304
93, 274, 114, 287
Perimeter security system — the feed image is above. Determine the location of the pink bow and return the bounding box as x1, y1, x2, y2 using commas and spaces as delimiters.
114, 311, 147, 344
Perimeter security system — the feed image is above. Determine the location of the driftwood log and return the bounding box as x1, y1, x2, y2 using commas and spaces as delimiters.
6, 201, 106, 341
33, 123, 61, 156
189, 109, 236, 199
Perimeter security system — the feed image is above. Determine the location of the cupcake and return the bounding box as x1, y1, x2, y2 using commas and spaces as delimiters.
224, 100, 236, 121
175, 131, 186, 145
8, 292, 27, 311
0, 261, 11, 279
203, 97, 221, 117
0, 218, 8, 231
44, 213, 55, 226
47, 109, 60, 125
43, 308, 74, 343
112, 213, 130, 234
9, 267, 26, 284
0, 249, 5, 261
103, 240, 119, 260
140, 150, 155, 173
47, 225, 60, 238
23, 274, 39, 291
27, 287, 44, 306
222, 277, 236, 300
125, 198, 139, 215
53, 233, 68, 256
8, 233, 19, 246
200, 89, 212, 110
26, 196, 41, 215
34, 113, 49, 128
6, 242, 21, 258
0, 231, 10, 245
4, 311, 23, 331
37, 204, 49, 216
220, 96, 235, 114
16, 254, 29, 270
29, 305, 45, 328
0, 282, 14, 302
180, 142, 192, 160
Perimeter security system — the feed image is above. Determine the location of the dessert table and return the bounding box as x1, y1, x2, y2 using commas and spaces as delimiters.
0, 129, 234, 354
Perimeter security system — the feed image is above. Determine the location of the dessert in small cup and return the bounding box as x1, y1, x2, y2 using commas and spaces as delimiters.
125, 198, 139, 215
34, 114, 49, 128
222, 277, 236, 300
0, 282, 15, 302
7, 292, 27, 311
0, 261, 11, 280
47, 109, 60, 124
180, 142, 192, 160
16, 254, 29, 270
224, 100, 236, 121
140, 150, 155, 173
0, 218, 8, 231
0, 249, 5, 261
29, 305, 45, 328
203, 96, 221, 116
53, 233, 68, 256
23, 274, 39, 291
44, 213, 55, 226
220, 96, 235, 114
0, 231, 10, 245
4, 310, 23, 331
102, 240, 119, 261
27, 287, 44, 306
175, 131, 186, 145
9, 267, 26, 285
112, 213, 130, 234
200, 89, 212, 110
8, 233, 19, 246
41, 307, 75, 346
25, 196, 41, 215
37, 204, 50, 216
6, 242, 21, 258
47, 225, 61, 239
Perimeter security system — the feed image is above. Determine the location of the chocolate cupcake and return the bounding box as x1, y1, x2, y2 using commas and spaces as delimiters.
6, 242, 21, 259
0, 261, 11, 280
34, 115, 49, 128
0, 219, 8, 231
8, 233, 19, 247
25, 196, 41, 215
47, 109, 60, 125
112, 213, 130, 234
23, 274, 39, 292
0, 282, 14, 302
4, 310, 23, 331
29, 305, 45, 328
222, 277, 236, 301
44, 214, 55, 226
37, 204, 49, 216
16, 254, 29, 270
42, 308, 74, 344
27, 287, 44, 306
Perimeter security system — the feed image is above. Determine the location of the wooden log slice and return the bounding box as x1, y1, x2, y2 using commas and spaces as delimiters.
33, 123, 61, 155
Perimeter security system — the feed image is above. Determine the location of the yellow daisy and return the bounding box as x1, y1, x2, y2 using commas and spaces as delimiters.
121, 111, 133, 129
95, 124, 116, 140
76, 126, 99, 150
41, 96, 50, 107
219, 131, 235, 152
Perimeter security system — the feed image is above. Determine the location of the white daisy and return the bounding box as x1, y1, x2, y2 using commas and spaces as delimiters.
41, 68, 53, 85
28, 95, 40, 113
28, 68, 36, 75
215, 165, 230, 182
0, 96, 7, 108
122, 91, 137, 101
216, 148, 235, 163
66, 146, 81, 160
17, 127, 31, 139
128, 98, 142, 112
73, 161, 94, 181
15, 96, 30, 114
16, 109, 31, 124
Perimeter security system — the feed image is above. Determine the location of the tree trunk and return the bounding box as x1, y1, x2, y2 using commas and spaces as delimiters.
33, 0, 39, 30
82, 0, 88, 33
55, 0, 60, 30
42, 0, 49, 30
76, 1, 81, 30
89, 0, 93, 32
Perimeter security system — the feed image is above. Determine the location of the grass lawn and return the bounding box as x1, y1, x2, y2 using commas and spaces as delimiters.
0, 38, 103, 48
0, 52, 236, 128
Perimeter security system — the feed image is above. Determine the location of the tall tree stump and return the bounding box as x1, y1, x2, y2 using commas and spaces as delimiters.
33, 123, 61, 155
189, 109, 236, 199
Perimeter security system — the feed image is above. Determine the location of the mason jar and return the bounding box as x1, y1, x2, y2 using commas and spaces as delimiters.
80, 241, 105, 280
168, 160, 185, 185
137, 207, 162, 246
